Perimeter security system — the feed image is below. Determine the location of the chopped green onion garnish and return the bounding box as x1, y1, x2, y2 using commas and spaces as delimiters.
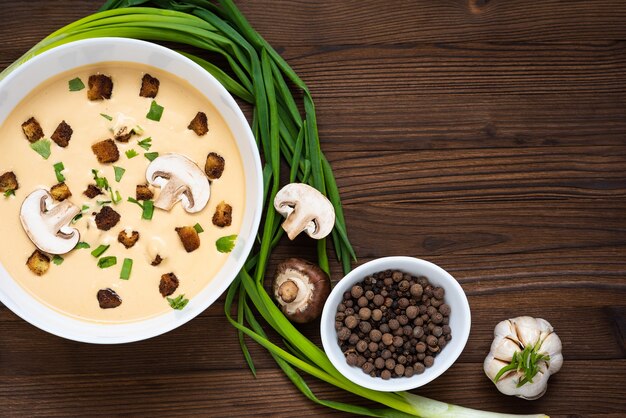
112, 190, 122, 204
52, 255, 64, 265
167, 294, 189, 310
75, 242, 90, 249
100, 113, 113, 121
68, 77, 85, 91
91, 244, 110, 258
216, 234, 237, 253
132, 125, 145, 135
30, 139, 51, 159
144, 152, 159, 162
125, 149, 139, 159
53, 162, 66, 182
146, 100, 164, 121
113, 166, 125, 182
120, 258, 133, 280
4, 189, 15, 197
81, 204, 90, 211
142, 199, 154, 220
193, 223, 204, 233
97, 200, 112, 206
97, 256, 117, 269
71, 213, 83, 223
91, 169, 109, 190
137, 137, 152, 150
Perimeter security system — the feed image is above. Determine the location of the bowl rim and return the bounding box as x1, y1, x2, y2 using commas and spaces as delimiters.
0, 37, 263, 344
320, 256, 471, 391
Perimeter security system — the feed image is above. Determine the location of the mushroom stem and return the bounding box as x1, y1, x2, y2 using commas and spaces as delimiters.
153, 176, 189, 211
277, 278, 303, 304
281, 210, 316, 240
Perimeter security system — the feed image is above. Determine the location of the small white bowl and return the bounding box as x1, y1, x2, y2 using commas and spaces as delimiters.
320, 256, 471, 392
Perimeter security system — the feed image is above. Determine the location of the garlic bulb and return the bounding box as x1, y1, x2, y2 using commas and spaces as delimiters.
483, 316, 563, 400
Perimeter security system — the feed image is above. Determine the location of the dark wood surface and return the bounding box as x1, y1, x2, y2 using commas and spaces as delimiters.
1, 1, 625, 416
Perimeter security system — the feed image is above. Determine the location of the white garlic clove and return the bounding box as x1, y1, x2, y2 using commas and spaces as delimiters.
491, 336, 521, 362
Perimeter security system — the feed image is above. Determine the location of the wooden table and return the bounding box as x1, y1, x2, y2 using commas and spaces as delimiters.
1, 1, 625, 416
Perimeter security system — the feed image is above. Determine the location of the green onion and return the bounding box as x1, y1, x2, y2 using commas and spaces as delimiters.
193, 223, 204, 233
120, 258, 133, 280
137, 137, 152, 150
52, 255, 64, 265
128, 197, 154, 220
30, 139, 51, 159
144, 152, 159, 161
97, 256, 117, 269
113, 166, 125, 182
68, 77, 85, 91
91, 244, 110, 258
125, 149, 139, 159
111, 189, 122, 205
72, 204, 90, 223
100, 113, 113, 121
91, 169, 109, 190
167, 294, 189, 310
4, 189, 15, 197
146, 100, 164, 121
75, 242, 90, 249
216, 234, 237, 253
97, 200, 112, 206
53, 162, 65, 182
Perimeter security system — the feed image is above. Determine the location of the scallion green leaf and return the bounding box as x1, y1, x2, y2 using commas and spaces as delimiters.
97, 256, 117, 269
75, 242, 90, 249
4, 189, 15, 197
193, 223, 204, 233
125, 149, 139, 159
142, 199, 154, 220
52, 255, 64, 265
30, 139, 51, 159
68, 77, 85, 91
120, 258, 133, 280
100, 113, 113, 121
167, 294, 189, 310
146, 100, 164, 121
91, 244, 110, 258
144, 152, 159, 161
53, 162, 65, 182
113, 166, 125, 182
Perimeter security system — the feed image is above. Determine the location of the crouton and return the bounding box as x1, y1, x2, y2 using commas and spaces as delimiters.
136, 184, 154, 200
139, 73, 160, 98
0, 171, 18, 193
151, 254, 163, 266
118, 230, 139, 249
187, 111, 208, 136
212, 201, 232, 227
27, 249, 50, 276
21, 117, 44, 143
204, 152, 225, 180
91, 139, 120, 163
97, 288, 122, 309
83, 184, 103, 199
50, 120, 73, 147
87, 74, 113, 100
175, 226, 200, 252
50, 182, 72, 201
94, 206, 121, 231
159, 272, 179, 297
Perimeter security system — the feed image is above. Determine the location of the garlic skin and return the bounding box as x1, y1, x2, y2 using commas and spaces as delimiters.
484, 316, 563, 400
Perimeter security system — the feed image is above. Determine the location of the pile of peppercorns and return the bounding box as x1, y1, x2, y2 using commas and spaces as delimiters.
335, 270, 452, 379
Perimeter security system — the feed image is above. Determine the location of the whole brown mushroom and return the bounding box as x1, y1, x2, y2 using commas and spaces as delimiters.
272, 258, 331, 324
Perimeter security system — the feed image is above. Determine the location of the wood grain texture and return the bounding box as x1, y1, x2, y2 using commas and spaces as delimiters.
0, 0, 625, 417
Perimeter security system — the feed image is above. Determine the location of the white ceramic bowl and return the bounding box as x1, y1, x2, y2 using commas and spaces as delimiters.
320, 256, 471, 391
0, 38, 262, 344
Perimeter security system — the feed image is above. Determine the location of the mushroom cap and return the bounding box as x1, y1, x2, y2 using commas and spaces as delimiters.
272, 258, 331, 324
19, 188, 80, 255
273, 183, 335, 240
146, 153, 210, 214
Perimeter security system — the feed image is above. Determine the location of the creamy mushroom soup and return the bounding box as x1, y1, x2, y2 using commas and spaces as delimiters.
0, 62, 245, 323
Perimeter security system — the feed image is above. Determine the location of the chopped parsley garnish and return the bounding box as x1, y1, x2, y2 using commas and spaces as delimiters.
100, 113, 113, 121
216, 234, 237, 253
125, 149, 139, 159
167, 294, 189, 310
193, 223, 204, 233
30, 139, 51, 159
75, 242, 91, 249
68, 77, 85, 91
144, 152, 159, 162
113, 166, 125, 182
127, 197, 154, 220
146, 100, 164, 121
91, 244, 110, 258
52, 255, 64, 265
3, 189, 15, 197
97, 256, 117, 269
137, 137, 152, 150
53, 162, 66, 182
120, 258, 133, 280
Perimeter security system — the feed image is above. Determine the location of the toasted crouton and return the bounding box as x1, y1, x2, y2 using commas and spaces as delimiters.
0, 171, 18, 193
83, 184, 103, 199
151, 254, 163, 266
187, 111, 208, 136
21, 117, 44, 143
204, 152, 225, 180
91, 139, 120, 163
27, 249, 50, 276
50, 182, 72, 201
212, 201, 232, 227
87, 74, 113, 100
175, 226, 200, 253
118, 230, 140, 249
140, 73, 160, 98
50, 121, 73, 147
136, 184, 154, 200
94, 206, 121, 231
97, 288, 122, 309
159, 272, 179, 297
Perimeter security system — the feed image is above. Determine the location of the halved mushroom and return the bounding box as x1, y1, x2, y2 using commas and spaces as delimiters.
273, 183, 335, 240
20, 189, 80, 254
145, 153, 210, 213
